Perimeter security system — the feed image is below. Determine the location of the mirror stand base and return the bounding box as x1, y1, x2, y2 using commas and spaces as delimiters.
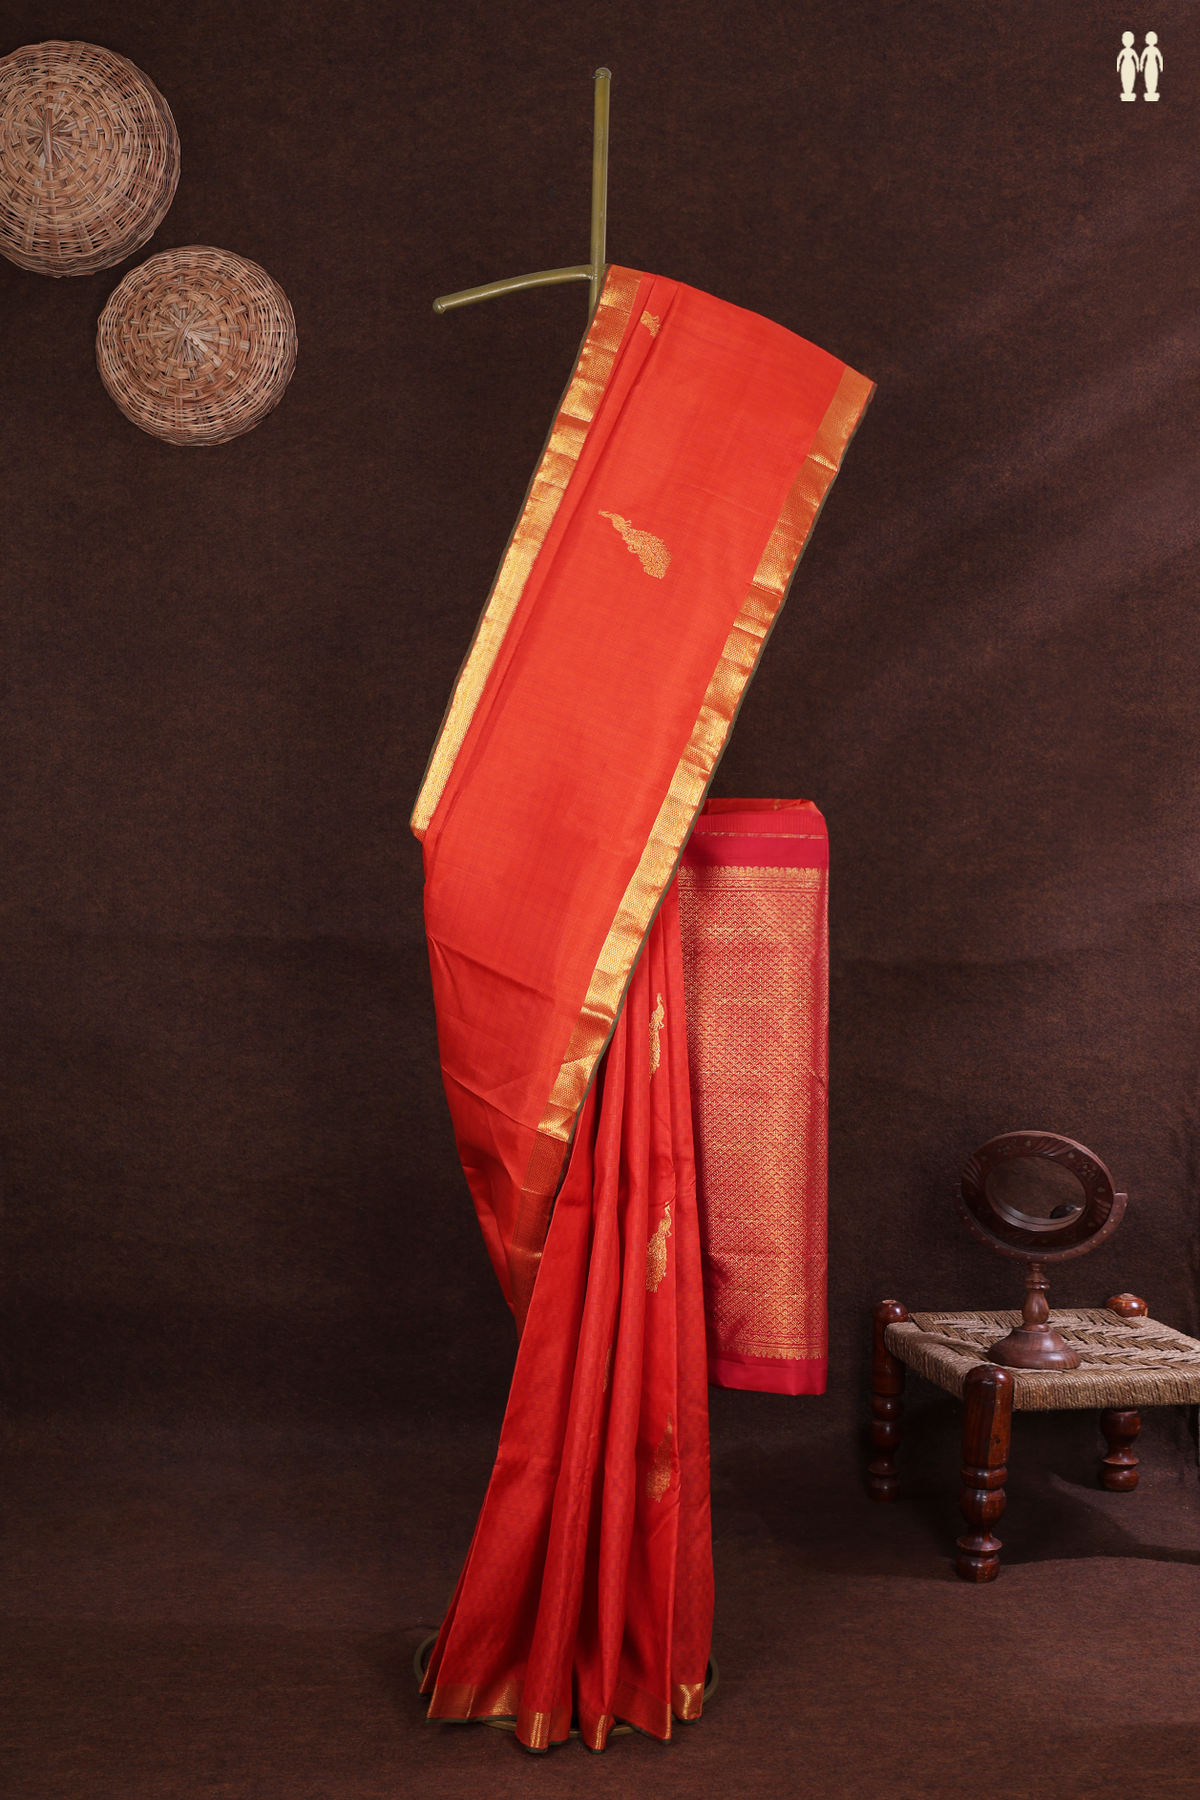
988, 1323, 1081, 1369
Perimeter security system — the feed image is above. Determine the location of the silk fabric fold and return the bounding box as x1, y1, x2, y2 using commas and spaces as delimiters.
420, 893, 712, 1751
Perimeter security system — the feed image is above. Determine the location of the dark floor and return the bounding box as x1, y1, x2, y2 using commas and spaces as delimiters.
6, 1394, 1199, 1800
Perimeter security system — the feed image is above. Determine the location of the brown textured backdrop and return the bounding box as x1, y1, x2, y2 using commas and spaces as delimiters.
4, 2, 1200, 1795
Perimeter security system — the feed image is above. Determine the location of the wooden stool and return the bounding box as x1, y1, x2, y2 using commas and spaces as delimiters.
869, 1297, 1200, 1581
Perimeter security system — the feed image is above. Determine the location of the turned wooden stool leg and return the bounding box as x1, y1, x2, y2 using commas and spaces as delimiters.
956, 1363, 1014, 1582
869, 1300, 909, 1502
1099, 1408, 1140, 1490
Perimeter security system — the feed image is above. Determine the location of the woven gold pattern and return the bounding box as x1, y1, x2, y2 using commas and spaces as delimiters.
640, 310, 660, 336
0, 41, 179, 277
886, 1309, 1200, 1410
96, 246, 297, 446
646, 1414, 673, 1501
646, 1203, 672, 1293
598, 510, 672, 578
648, 992, 665, 1075
678, 863, 827, 1362
673, 1680, 704, 1720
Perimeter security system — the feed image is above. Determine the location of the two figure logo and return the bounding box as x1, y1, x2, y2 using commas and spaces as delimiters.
1119, 32, 1162, 100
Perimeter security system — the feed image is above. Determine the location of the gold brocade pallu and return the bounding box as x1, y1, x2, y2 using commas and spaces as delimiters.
680, 800, 829, 1394
412, 266, 869, 1748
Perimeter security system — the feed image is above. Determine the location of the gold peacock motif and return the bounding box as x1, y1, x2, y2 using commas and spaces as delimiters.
599, 510, 672, 579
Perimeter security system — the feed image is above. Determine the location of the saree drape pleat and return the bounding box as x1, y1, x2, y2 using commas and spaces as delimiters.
413, 266, 870, 1748
421, 891, 712, 1751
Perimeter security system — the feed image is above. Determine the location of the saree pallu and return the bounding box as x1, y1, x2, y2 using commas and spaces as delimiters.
680, 800, 829, 1396
413, 267, 871, 1748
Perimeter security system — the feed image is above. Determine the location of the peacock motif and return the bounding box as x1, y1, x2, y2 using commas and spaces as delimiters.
599, 510, 672, 579
646, 1413, 674, 1501
646, 1202, 673, 1293
648, 991, 665, 1074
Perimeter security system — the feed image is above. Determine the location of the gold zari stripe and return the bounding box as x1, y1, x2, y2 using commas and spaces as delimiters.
410, 266, 642, 839
423, 1675, 522, 1717
673, 1679, 705, 1720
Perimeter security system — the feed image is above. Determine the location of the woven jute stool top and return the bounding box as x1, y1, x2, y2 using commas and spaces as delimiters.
885, 1309, 1200, 1411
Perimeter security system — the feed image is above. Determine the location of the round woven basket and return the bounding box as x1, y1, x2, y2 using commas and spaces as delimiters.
96, 246, 298, 446
0, 40, 179, 277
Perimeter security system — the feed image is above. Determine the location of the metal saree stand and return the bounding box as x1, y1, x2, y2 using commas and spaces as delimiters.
433, 67, 611, 323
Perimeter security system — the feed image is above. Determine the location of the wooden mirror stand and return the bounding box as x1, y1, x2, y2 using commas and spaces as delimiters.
953, 1132, 1128, 1370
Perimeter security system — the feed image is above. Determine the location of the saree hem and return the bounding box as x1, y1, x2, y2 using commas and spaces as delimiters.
422, 1695, 703, 1754
708, 1350, 828, 1395
422, 1675, 524, 1719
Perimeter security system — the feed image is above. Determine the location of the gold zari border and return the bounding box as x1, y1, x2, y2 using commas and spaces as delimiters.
673, 1678, 705, 1720
509, 363, 872, 1323
423, 1675, 522, 1718
678, 865, 825, 884
410, 267, 642, 840
515, 1701, 573, 1751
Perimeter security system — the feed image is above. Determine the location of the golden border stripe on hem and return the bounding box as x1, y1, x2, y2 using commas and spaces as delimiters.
424, 1676, 522, 1718
673, 1679, 705, 1720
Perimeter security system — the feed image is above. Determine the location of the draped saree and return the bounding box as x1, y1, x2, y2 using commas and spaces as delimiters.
413, 267, 871, 1750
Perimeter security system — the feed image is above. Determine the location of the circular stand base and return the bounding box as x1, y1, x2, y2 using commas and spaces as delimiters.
988, 1324, 1081, 1369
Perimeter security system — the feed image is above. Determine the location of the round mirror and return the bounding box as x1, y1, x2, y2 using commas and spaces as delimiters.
985, 1156, 1086, 1231
953, 1130, 1129, 1370
955, 1130, 1125, 1262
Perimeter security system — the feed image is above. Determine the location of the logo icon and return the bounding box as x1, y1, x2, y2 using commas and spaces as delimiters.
1119, 31, 1162, 101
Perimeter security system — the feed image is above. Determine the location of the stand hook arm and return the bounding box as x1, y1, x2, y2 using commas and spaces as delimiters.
433, 69, 611, 322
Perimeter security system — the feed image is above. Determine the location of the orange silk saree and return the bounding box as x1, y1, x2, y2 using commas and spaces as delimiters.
413, 267, 871, 1750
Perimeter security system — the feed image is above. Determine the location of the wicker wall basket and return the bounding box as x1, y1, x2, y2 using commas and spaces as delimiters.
0, 41, 179, 277
96, 246, 298, 446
